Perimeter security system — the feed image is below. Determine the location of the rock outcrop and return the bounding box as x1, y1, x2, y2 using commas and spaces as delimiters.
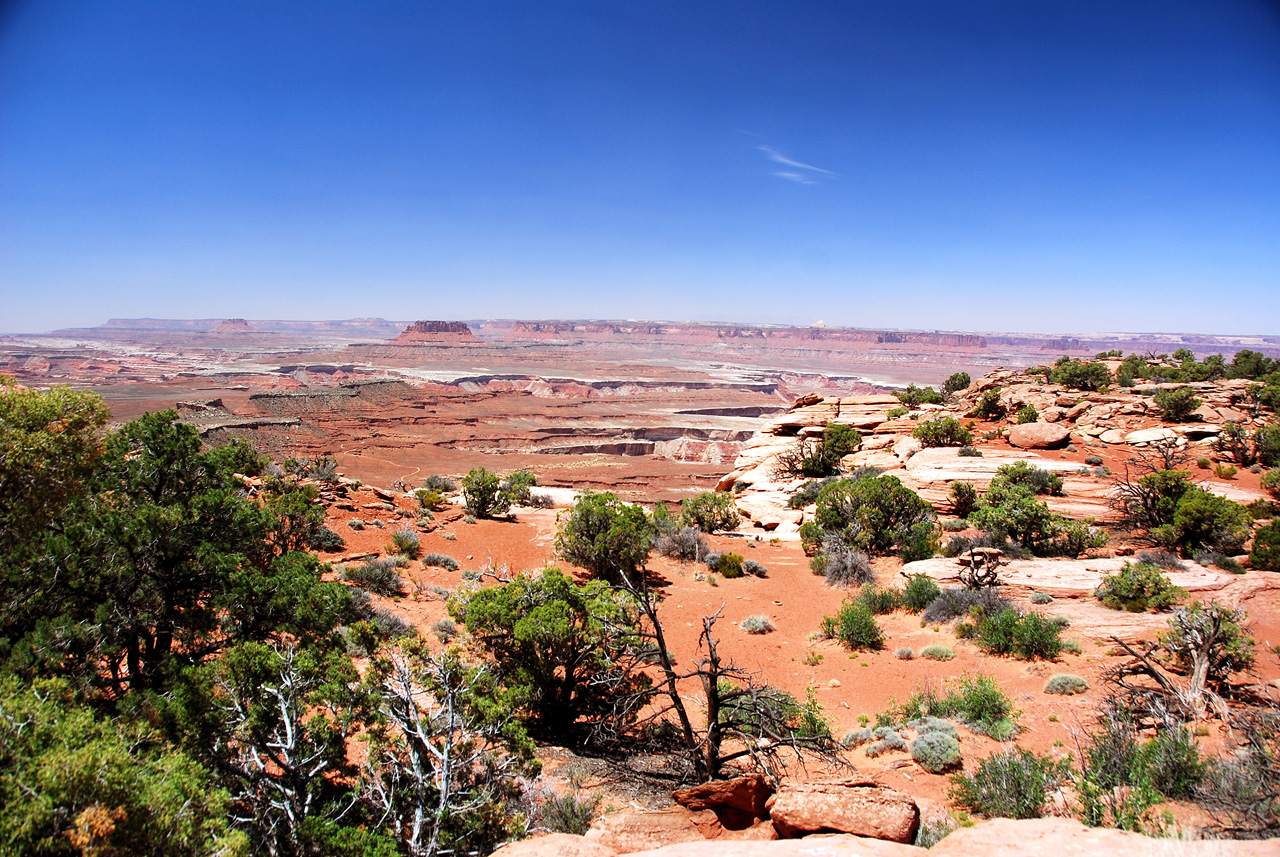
765, 779, 920, 843
391, 320, 483, 344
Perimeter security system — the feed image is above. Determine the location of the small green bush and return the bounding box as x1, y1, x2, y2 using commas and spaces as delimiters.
1261, 469, 1280, 500
713, 552, 745, 578
422, 473, 457, 493
943, 372, 971, 395
812, 541, 875, 587
949, 748, 1070, 819
950, 481, 979, 517
344, 557, 405, 597
896, 383, 944, 407
895, 647, 914, 660
1153, 387, 1203, 422
822, 601, 886, 651
911, 732, 962, 773
1016, 404, 1039, 424
1085, 455, 1104, 466
1249, 520, 1280, 571
903, 574, 942, 612
914, 416, 974, 448
971, 389, 1005, 420
889, 673, 1016, 738
992, 460, 1064, 496
1049, 358, 1112, 392
976, 609, 1063, 660
1029, 591, 1053, 604
921, 587, 1012, 624
679, 491, 741, 533
1096, 562, 1185, 612
415, 488, 449, 512
886, 406, 910, 420
958, 445, 983, 457
920, 645, 955, 661
857, 583, 901, 614
462, 467, 511, 518
742, 558, 768, 577
865, 732, 908, 757
740, 615, 775, 634
389, 526, 422, 559
1044, 673, 1088, 695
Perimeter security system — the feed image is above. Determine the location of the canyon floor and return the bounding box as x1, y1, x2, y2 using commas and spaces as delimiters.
7, 318, 1280, 844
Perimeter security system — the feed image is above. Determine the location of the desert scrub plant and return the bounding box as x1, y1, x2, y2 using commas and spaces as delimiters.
422, 473, 457, 493
975, 609, 1063, 660
742, 559, 768, 577
1085, 455, 1104, 466
389, 525, 422, 559
913, 416, 974, 448
712, 552, 745, 579
678, 490, 741, 533
1135, 549, 1186, 570
655, 526, 708, 562
949, 481, 979, 517
957, 445, 983, 457
344, 557, 405, 597
921, 587, 1013, 625
740, 615, 775, 635
1048, 357, 1112, 391
1198, 457, 1214, 469
941, 518, 968, 532
911, 732, 962, 773
431, 617, 458, 643
462, 467, 511, 518
903, 573, 942, 612
422, 552, 460, 571
865, 731, 908, 757
532, 786, 601, 836
886, 405, 910, 420
992, 460, 1065, 496
1095, 562, 1185, 612
1016, 404, 1039, 424
889, 673, 1017, 739
1029, 591, 1053, 604
949, 748, 1070, 819
856, 583, 901, 614
1250, 520, 1280, 571
1214, 463, 1238, 480
810, 475, 937, 556
347, 518, 365, 530
920, 645, 956, 661
970, 389, 1005, 420
914, 819, 957, 848
943, 371, 971, 395
895, 383, 945, 407
1153, 386, 1203, 422
414, 488, 450, 512
802, 650, 824, 666
811, 538, 874, 588
822, 601, 885, 651
895, 647, 915, 660
1043, 673, 1088, 695
787, 476, 838, 509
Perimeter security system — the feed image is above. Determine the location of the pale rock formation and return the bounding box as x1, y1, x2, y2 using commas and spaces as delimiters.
765, 779, 920, 843
1007, 422, 1071, 449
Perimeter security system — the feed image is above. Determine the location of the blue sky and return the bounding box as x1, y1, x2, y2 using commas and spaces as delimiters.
1, 2, 1278, 334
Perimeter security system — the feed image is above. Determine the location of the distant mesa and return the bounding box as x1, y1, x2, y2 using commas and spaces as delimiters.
391, 320, 481, 344
213, 318, 257, 333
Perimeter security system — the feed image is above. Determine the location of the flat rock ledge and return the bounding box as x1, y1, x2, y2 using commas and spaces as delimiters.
492, 818, 1276, 857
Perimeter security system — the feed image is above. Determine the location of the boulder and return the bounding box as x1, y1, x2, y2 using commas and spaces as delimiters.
491, 833, 618, 857
928, 816, 1276, 857
585, 809, 718, 853
1124, 427, 1178, 445
624, 838, 919, 857
1007, 422, 1071, 449
672, 774, 774, 829
765, 779, 919, 843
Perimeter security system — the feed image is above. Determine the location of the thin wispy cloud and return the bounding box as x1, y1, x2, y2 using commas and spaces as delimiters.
773, 171, 817, 184
757, 145, 838, 177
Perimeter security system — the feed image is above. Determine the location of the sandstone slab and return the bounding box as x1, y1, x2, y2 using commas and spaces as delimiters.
765, 779, 919, 843
929, 817, 1276, 857
1124, 427, 1178, 444
492, 833, 619, 857
585, 809, 717, 853
1008, 422, 1071, 449
624, 838, 920, 857
672, 774, 773, 824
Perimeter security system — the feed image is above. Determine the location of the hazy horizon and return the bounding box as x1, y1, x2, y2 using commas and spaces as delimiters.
3, 2, 1278, 334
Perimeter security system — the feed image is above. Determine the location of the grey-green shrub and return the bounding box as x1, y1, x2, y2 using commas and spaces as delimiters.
911, 732, 962, 773
920, 645, 956, 661
1029, 591, 1053, 604
866, 732, 908, 757
422, 552, 459, 571
740, 615, 775, 635
895, 647, 914, 660
1044, 673, 1088, 695
903, 573, 942, 612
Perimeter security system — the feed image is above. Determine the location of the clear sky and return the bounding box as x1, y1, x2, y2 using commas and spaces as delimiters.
2, 2, 1278, 335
